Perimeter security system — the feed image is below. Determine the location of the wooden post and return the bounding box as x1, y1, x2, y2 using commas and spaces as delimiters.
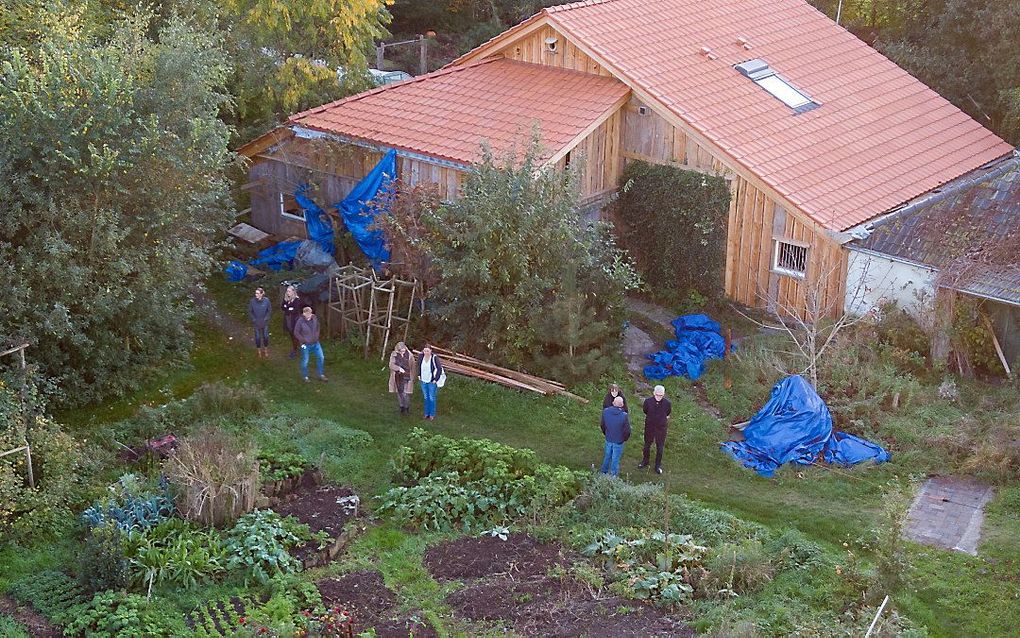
865, 595, 890, 638
981, 312, 1012, 378
419, 35, 427, 75
375, 43, 384, 70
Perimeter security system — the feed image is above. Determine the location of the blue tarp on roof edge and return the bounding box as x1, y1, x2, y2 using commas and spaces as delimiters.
720, 375, 891, 477
644, 314, 729, 381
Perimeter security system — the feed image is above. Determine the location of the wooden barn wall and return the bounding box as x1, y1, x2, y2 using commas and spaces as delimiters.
247, 138, 468, 237
551, 110, 622, 202
725, 175, 848, 319
620, 96, 730, 175
495, 24, 612, 76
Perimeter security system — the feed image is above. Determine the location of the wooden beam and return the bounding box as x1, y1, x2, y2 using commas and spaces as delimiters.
544, 92, 631, 167
981, 312, 1013, 378
0, 343, 29, 359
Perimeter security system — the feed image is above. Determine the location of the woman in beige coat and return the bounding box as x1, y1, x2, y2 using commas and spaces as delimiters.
388, 342, 415, 415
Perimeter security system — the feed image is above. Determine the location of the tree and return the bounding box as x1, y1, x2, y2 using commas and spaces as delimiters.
0, 8, 234, 405
393, 141, 640, 382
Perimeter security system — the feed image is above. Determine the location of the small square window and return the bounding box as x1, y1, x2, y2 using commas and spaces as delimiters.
774, 240, 807, 278
279, 192, 304, 221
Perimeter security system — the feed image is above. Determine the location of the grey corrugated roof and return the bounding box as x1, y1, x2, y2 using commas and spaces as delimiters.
853, 157, 1020, 306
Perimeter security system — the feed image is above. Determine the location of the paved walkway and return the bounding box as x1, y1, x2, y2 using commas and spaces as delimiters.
903, 477, 994, 555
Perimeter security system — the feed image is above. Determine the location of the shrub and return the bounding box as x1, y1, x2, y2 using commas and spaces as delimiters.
8, 570, 89, 625
389, 140, 640, 383
247, 416, 373, 466
613, 161, 731, 304
0, 375, 104, 542
391, 428, 539, 484
116, 382, 269, 442
703, 539, 776, 597
0, 615, 29, 638
164, 427, 260, 527
79, 524, 130, 594
258, 449, 310, 483
225, 510, 310, 584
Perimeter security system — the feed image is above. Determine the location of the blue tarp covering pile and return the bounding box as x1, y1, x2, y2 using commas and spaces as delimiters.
644, 314, 728, 381
720, 375, 891, 477
227, 150, 396, 277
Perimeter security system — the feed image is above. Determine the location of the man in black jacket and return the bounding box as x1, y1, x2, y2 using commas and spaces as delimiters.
599, 396, 631, 477
638, 385, 671, 474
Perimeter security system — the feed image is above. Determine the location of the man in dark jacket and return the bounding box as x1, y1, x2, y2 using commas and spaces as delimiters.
638, 385, 672, 474
248, 287, 272, 359
293, 306, 326, 383
599, 396, 631, 477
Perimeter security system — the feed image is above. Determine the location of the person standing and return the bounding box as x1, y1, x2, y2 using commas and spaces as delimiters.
602, 383, 627, 411
388, 341, 415, 415
638, 385, 672, 474
248, 287, 272, 358
417, 344, 444, 421
281, 285, 307, 359
294, 306, 327, 383
599, 396, 631, 477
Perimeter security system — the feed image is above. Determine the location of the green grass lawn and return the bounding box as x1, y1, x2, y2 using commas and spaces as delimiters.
20, 277, 1018, 637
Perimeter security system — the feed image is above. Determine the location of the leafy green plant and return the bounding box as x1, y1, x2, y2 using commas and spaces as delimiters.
8, 570, 89, 625
225, 510, 308, 584
583, 529, 708, 607
81, 474, 175, 536
64, 591, 183, 638
258, 449, 309, 483
126, 518, 228, 591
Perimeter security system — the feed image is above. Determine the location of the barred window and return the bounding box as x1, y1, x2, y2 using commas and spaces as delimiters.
773, 240, 808, 277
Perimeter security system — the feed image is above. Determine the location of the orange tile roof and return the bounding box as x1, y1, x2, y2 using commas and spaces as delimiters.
519, 0, 1013, 231
289, 58, 629, 166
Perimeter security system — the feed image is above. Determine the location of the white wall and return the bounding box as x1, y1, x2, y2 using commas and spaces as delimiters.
844, 249, 937, 318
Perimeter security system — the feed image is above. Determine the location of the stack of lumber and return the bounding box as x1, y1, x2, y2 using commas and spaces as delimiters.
413, 346, 589, 404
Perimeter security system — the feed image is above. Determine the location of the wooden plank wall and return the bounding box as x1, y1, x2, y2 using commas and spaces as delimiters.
620, 96, 729, 175
398, 157, 465, 201
725, 175, 847, 319
496, 25, 611, 76
553, 110, 622, 201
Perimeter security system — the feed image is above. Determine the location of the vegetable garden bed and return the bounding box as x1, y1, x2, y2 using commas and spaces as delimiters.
316, 571, 436, 638
273, 480, 359, 569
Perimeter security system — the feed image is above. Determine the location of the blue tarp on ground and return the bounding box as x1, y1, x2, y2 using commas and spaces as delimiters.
644, 313, 728, 381
337, 148, 396, 269
249, 240, 302, 271
720, 375, 891, 477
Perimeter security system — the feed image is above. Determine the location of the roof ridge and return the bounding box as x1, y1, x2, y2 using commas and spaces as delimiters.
547, 0, 619, 13
290, 58, 500, 122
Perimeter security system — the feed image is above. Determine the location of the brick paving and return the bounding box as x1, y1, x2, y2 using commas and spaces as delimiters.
903, 477, 994, 555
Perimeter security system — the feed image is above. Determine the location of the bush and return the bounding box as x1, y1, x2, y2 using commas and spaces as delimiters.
116, 382, 269, 443
379, 429, 584, 531
387, 140, 640, 383
247, 416, 373, 466
703, 539, 776, 597
0, 376, 104, 542
79, 524, 130, 594
164, 427, 260, 527
613, 161, 730, 304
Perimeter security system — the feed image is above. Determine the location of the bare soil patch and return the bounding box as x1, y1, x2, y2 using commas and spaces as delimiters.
0, 595, 63, 638
424, 534, 693, 637
274, 482, 357, 564
316, 571, 436, 638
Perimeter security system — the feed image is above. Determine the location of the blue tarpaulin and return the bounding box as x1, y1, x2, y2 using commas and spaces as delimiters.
224, 260, 249, 282
644, 313, 728, 381
249, 240, 302, 271
337, 148, 396, 269
295, 184, 334, 255
720, 376, 890, 477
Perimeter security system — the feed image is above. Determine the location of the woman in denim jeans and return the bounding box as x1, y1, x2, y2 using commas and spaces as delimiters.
417, 344, 444, 420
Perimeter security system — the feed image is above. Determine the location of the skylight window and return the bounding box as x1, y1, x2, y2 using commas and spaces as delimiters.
734, 59, 817, 113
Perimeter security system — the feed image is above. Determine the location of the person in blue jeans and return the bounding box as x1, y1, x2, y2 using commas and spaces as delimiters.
417, 344, 444, 420
293, 306, 327, 383
599, 396, 631, 476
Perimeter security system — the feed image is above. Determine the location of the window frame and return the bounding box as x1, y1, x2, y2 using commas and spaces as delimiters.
279, 191, 305, 221
772, 238, 809, 279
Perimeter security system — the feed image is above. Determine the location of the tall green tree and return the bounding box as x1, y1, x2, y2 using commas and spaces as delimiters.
399, 142, 640, 383
0, 8, 234, 405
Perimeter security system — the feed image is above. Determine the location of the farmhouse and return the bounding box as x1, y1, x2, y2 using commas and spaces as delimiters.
239, 0, 1014, 319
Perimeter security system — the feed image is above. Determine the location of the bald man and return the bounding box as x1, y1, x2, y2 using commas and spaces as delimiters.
638, 385, 672, 474
599, 396, 631, 477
